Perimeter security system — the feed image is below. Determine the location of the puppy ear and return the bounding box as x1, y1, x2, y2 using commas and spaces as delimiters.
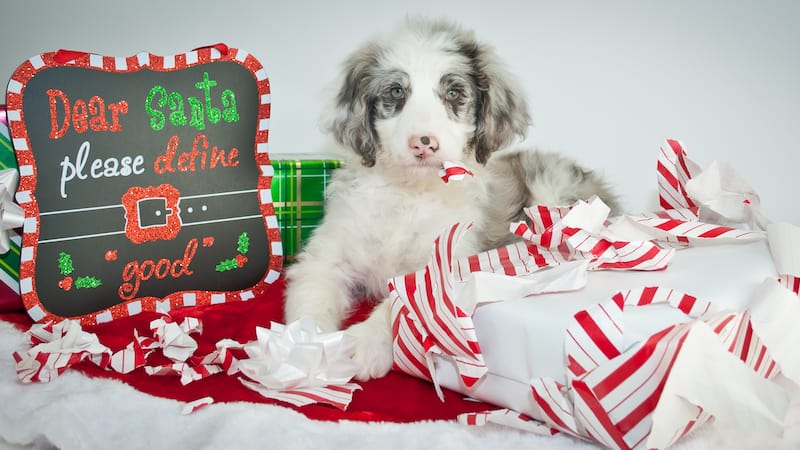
322, 45, 380, 167
466, 42, 531, 164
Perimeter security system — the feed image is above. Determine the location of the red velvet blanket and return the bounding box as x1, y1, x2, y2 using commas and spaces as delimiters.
0, 278, 493, 423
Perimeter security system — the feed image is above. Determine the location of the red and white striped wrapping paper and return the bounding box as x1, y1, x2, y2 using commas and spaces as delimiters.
389, 140, 799, 448
389, 223, 488, 398
13, 315, 363, 411
527, 286, 784, 449
657, 139, 798, 296
392, 223, 789, 448
511, 197, 676, 271
657, 139, 701, 211
439, 161, 474, 184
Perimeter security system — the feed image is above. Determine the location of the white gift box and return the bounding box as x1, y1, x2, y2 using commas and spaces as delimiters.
388, 141, 799, 448
431, 239, 777, 418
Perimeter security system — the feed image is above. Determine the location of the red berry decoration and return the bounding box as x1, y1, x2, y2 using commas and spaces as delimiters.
235, 254, 248, 267
58, 276, 73, 291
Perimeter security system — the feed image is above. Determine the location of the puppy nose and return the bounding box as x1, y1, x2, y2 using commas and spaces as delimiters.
409, 135, 440, 157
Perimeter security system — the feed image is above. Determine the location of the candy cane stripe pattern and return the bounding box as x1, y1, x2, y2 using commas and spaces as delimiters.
657, 139, 702, 210
455, 241, 541, 279
238, 381, 362, 410
389, 223, 488, 392
458, 408, 558, 435
438, 160, 474, 183
13, 320, 113, 383
630, 216, 765, 243
511, 201, 675, 272
524, 284, 792, 450
779, 275, 800, 296
529, 378, 583, 438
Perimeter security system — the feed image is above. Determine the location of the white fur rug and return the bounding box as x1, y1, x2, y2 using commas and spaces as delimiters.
1, 319, 797, 450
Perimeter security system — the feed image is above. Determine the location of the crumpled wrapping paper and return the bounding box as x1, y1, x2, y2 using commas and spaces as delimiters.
390, 139, 799, 449
13, 315, 362, 411
439, 160, 474, 184
13, 316, 211, 384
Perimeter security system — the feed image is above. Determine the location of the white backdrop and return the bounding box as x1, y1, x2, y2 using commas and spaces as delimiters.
3, 0, 799, 223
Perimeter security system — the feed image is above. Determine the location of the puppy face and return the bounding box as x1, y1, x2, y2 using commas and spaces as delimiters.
326, 19, 531, 172
371, 41, 478, 170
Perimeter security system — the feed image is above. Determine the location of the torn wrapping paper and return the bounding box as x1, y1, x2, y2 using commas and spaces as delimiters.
648, 317, 788, 448
13, 315, 363, 410
768, 222, 800, 295
389, 139, 799, 449
182, 396, 215, 415
13, 320, 111, 383
439, 160, 474, 183
12, 316, 209, 384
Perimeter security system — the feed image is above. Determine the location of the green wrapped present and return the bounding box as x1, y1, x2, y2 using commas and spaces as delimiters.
270, 154, 343, 263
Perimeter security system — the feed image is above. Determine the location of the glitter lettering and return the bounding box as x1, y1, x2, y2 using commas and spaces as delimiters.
118, 238, 199, 300
59, 141, 145, 198
153, 133, 239, 175
47, 89, 128, 139
144, 72, 239, 132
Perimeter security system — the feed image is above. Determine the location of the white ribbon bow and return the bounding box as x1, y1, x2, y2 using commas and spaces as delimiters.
0, 168, 24, 254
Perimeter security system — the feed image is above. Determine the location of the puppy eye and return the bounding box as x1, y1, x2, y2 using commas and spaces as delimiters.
390, 86, 405, 100
446, 89, 460, 101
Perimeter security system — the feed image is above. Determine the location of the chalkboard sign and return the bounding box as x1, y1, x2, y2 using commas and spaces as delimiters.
6, 46, 282, 325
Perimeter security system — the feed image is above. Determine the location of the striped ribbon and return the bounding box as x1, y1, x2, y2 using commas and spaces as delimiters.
389, 223, 488, 398
439, 161, 474, 184
13, 320, 112, 383
657, 139, 702, 211
391, 139, 795, 448
528, 286, 781, 449
622, 215, 765, 246
457, 408, 559, 436
13, 315, 362, 410
511, 198, 676, 271
237, 381, 362, 410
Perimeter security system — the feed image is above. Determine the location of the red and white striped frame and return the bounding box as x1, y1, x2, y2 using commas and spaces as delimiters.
5, 46, 282, 325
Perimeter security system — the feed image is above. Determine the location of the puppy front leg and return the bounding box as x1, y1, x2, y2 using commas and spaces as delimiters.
345, 299, 394, 380
284, 256, 354, 332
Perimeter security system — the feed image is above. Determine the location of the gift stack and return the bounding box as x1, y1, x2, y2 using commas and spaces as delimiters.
270, 154, 342, 263
0, 105, 22, 311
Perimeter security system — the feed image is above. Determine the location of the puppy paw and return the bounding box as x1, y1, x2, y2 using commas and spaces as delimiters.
346, 319, 394, 381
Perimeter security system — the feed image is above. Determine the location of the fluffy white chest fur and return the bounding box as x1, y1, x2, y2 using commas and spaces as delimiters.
304, 163, 486, 301
283, 18, 618, 381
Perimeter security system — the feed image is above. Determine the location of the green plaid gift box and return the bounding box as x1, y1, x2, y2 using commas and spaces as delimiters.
0, 105, 22, 309
270, 154, 343, 264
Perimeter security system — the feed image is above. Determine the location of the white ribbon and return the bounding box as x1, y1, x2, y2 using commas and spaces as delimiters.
0, 168, 24, 254
230, 317, 360, 390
